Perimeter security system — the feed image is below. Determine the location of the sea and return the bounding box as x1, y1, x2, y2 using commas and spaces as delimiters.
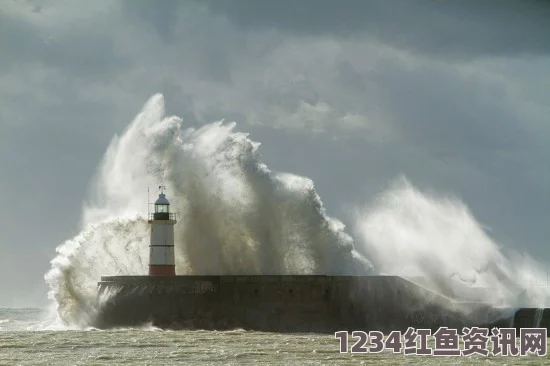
0, 308, 547, 365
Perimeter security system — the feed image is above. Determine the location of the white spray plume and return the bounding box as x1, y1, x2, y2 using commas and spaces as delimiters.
45, 94, 372, 327
353, 177, 550, 309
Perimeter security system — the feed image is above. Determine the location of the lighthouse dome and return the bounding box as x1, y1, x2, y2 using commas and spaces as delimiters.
155, 193, 170, 205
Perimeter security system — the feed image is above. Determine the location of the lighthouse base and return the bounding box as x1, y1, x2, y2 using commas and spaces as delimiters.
95, 275, 517, 333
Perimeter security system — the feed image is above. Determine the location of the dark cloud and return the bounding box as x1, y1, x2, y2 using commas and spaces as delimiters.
205, 0, 550, 57
0, 11, 125, 81
122, 0, 181, 42
371, 59, 532, 152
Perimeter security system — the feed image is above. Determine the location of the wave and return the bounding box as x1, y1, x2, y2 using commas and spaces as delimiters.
45, 94, 372, 327
353, 177, 550, 308
44, 94, 549, 329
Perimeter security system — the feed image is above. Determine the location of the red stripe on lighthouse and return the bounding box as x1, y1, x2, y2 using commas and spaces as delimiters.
149, 265, 176, 276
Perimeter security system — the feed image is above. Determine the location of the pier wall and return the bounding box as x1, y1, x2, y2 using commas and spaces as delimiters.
95, 275, 512, 333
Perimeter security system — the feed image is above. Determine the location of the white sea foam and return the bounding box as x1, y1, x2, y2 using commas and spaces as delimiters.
45, 94, 371, 327
353, 177, 550, 309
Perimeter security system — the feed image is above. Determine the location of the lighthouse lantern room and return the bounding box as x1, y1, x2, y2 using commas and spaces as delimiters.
148, 187, 177, 276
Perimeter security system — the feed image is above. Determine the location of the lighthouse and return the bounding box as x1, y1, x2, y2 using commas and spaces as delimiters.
148, 188, 177, 276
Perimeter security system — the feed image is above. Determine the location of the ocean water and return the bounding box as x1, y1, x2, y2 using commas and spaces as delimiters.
0, 309, 547, 365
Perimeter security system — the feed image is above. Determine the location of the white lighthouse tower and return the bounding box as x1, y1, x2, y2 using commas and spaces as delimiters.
148, 187, 177, 276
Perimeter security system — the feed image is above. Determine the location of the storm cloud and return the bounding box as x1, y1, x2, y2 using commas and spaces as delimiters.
0, 0, 548, 306
206, 0, 550, 57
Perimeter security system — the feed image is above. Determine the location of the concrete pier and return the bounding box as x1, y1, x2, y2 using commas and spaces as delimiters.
95, 275, 515, 333
514, 308, 550, 329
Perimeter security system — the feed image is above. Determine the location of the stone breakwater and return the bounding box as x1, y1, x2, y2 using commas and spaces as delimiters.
95, 275, 520, 333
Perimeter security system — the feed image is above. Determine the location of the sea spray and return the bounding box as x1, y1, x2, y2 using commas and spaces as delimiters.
352, 177, 550, 310
169, 123, 369, 275
45, 218, 149, 327
534, 308, 544, 328
45, 94, 372, 327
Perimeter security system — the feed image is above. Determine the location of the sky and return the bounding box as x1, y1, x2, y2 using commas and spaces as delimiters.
0, 0, 549, 307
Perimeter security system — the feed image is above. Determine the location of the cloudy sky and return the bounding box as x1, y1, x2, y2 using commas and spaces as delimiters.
0, 0, 549, 307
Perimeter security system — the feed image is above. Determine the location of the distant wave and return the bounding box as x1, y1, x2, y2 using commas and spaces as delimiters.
353, 177, 550, 308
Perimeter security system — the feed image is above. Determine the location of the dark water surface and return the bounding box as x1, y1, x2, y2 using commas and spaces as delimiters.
0, 309, 546, 365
